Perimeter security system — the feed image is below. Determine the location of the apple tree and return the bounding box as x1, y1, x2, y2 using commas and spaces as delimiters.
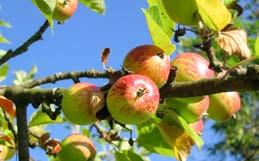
0, 0, 258, 161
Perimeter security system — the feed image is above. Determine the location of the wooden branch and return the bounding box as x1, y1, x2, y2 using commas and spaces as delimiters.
23, 69, 110, 88
16, 102, 29, 161
0, 20, 49, 66
0, 65, 258, 104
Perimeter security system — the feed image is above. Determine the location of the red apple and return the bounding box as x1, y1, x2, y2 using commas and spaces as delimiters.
53, 0, 78, 21
61, 82, 105, 125
166, 96, 209, 123
208, 92, 241, 121
169, 52, 214, 103
107, 74, 160, 124
58, 134, 96, 161
123, 45, 170, 88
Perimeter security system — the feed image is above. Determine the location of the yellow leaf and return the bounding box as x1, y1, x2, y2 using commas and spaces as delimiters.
195, 0, 231, 31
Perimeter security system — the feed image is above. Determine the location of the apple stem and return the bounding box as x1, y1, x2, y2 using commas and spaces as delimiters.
136, 88, 148, 97
157, 52, 165, 59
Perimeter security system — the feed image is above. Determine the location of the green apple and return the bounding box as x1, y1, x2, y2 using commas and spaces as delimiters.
166, 96, 209, 123
61, 83, 105, 125
58, 134, 96, 161
208, 92, 241, 121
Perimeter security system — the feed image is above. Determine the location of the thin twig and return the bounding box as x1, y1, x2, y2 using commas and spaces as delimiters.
0, 20, 49, 66
1, 108, 17, 144
23, 69, 110, 88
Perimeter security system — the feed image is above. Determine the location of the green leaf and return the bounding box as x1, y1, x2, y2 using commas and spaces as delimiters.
0, 64, 9, 82
29, 106, 63, 127
0, 20, 12, 28
195, 0, 231, 31
31, 0, 55, 27
115, 150, 145, 161
255, 36, 259, 57
159, 108, 204, 149
137, 120, 173, 156
0, 33, 10, 44
142, 8, 175, 55
80, 0, 106, 15
147, 0, 175, 37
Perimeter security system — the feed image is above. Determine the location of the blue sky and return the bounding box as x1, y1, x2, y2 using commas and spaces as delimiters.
0, 1, 235, 161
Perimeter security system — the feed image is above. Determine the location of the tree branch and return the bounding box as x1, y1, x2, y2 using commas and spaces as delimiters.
16, 102, 29, 161
0, 65, 258, 104
23, 69, 110, 88
0, 20, 49, 66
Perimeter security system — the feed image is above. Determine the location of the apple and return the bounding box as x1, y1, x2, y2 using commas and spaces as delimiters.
169, 52, 214, 103
161, 0, 198, 25
58, 134, 96, 161
107, 74, 160, 124
123, 45, 170, 88
53, 0, 78, 21
61, 82, 105, 125
166, 96, 209, 123
208, 92, 241, 121
0, 145, 15, 160
189, 119, 204, 135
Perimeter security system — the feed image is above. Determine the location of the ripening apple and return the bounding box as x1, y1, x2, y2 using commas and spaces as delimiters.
161, 0, 198, 25
58, 134, 96, 161
53, 0, 78, 21
123, 45, 170, 88
169, 52, 214, 103
189, 119, 204, 135
61, 82, 105, 125
166, 96, 209, 123
208, 92, 241, 121
107, 74, 160, 124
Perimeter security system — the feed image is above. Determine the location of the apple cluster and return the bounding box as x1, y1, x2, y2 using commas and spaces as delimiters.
60, 45, 241, 160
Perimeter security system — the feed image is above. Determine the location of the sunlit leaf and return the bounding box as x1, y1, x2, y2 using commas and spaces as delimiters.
0, 64, 9, 82
147, 0, 175, 37
255, 36, 259, 57
80, 0, 106, 14
29, 106, 64, 127
31, 0, 55, 27
115, 150, 145, 161
195, 0, 231, 31
0, 33, 10, 44
137, 120, 173, 156
0, 20, 12, 28
143, 8, 175, 55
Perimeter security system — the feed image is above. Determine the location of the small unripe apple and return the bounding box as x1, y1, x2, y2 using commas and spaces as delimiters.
170, 52, 214, 103
166, 96, 209, 123
208, 92, 241, 121
58, 134, 96, 161
53, 0, 78, 21
161, 0, 198, 25
123, 45, 170, 88
61, 82, 105, 125
107, 74, 160, 124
